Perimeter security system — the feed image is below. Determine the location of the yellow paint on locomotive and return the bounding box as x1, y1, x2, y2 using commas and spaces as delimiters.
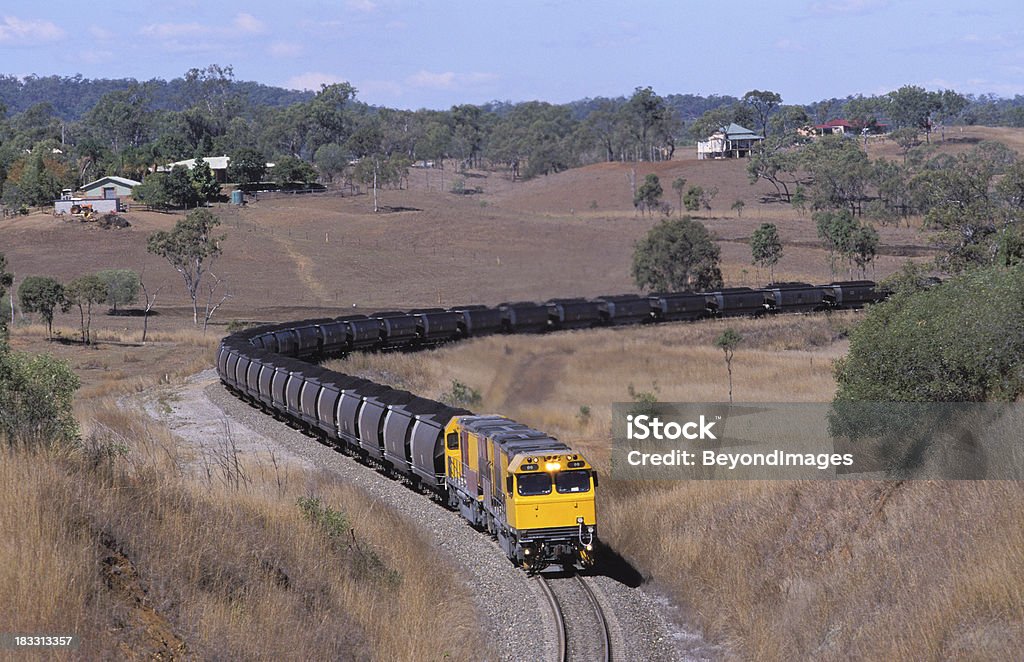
505, 454, 597, 531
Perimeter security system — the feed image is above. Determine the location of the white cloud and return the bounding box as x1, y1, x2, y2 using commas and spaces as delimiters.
141, 22, 209, 39
775, 38, 807, 52
409, 70, 456, 89
407, 70, 498, 90
89, 26, 114, 41
269, 40, 302, 57
347, 0, 377, 12
0, 16, 64, 43
808, 0, 888, 16
233, 12, 266, 34
286, 72, 349, 91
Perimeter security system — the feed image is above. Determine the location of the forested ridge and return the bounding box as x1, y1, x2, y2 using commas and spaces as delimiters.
3, 64, 1024, 215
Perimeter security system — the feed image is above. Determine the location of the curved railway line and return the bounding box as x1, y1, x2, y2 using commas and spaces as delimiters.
216, 279, 884, 655
535, 573, 612, 662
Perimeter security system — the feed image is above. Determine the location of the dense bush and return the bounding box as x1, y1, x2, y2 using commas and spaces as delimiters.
0, 349, 80, 449
834, 265, 1024, 402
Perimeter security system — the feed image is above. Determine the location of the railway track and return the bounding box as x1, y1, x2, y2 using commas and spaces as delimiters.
537, 573, 612, 662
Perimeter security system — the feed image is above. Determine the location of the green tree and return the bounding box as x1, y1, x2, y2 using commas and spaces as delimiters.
227, 147, 267, 185
889, 127, 920, 165
835, 265, 1024, 403
632, 216, 722, 292
132, 173, 172, 210
886, 85, 944, 142
748, 139, 801, 202
850, 223, 880, 278
313, 143, 349, 183
742, 89, 782, 137
96, 269, 140, 313
18, 276, 67, 339
714, 328, 743, 403
65, 274, 107, 344
0, 349, 80, 449
189, 156, 221, 202
800, 136, 871, 214
166, 164, 201, 208
147, 209, 224, 325
830, 267, 1024, 477
750, 223, 783, 282
683, 185, 711, 212
273, 155, 317, 185
623, 87, 675, 161
671, 177, 687, 216
731, 199, 746, 218
814, 209, 857, 277
634, 173, 664, 215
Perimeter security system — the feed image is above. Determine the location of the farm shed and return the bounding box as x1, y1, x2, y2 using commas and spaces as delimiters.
80, 176, 141, 199
696, 123, 764, 159
55, 197, 121, 215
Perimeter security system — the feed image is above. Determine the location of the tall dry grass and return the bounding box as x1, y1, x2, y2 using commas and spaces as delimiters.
2, 378, 488, 660
334, 314, 1024, 660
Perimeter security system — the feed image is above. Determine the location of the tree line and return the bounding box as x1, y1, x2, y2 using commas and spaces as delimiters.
4, 66, 1024, 211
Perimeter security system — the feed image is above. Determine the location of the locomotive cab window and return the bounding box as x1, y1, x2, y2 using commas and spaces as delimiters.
517, 473, 552, 496
446, 432, 459, 450
555, 470, 591, 494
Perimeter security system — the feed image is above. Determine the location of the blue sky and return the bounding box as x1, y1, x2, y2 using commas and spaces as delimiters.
1, 1, 1022, 109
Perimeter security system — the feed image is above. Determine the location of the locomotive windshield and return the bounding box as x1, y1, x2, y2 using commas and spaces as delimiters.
517, 473, 552, 496
555, 470, 591, 494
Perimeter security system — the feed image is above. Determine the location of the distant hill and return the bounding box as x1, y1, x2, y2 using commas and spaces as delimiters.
0, 74, 313, 120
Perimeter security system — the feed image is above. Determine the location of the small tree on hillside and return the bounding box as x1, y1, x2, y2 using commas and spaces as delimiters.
634, 173, 663, 216
147, 209, 225, 325
632, 216, 723, 292
750, 223, 783, 282
714, 328, 743, 403
96, 269, 140, 313
18, 276, 67, 340
672, 177, 687, 217
66, 274, 107, 344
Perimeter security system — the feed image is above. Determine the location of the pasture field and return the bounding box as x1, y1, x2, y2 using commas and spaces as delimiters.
2, 124, 1022, 660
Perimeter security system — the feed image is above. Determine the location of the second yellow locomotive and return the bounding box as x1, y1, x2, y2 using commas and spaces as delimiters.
444, 415, 597, 571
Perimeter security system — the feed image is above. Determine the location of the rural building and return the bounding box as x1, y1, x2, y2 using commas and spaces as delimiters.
157, 155, 231, 183
696, 123, 764, 159
802, 119, 890, 137
55, 197, 121, 215
79, 176, 140, 199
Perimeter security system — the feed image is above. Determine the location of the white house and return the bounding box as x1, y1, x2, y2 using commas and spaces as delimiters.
696, 123, 764, 159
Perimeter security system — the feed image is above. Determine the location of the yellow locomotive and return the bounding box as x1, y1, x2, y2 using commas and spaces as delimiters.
444, 415, 597, 571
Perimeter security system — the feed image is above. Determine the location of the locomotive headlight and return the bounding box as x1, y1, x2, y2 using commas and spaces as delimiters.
585, 544, 593, 551
545, 462, 561, 472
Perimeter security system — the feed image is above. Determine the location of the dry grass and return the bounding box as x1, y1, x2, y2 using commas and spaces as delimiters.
329, 313, 852, 464
2, 317, 489, 660
335, 314, 1024, 661
0, 401, 488, 661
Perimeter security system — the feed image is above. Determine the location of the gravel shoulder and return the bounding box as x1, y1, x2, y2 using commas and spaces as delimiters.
135, 368, 719, 661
